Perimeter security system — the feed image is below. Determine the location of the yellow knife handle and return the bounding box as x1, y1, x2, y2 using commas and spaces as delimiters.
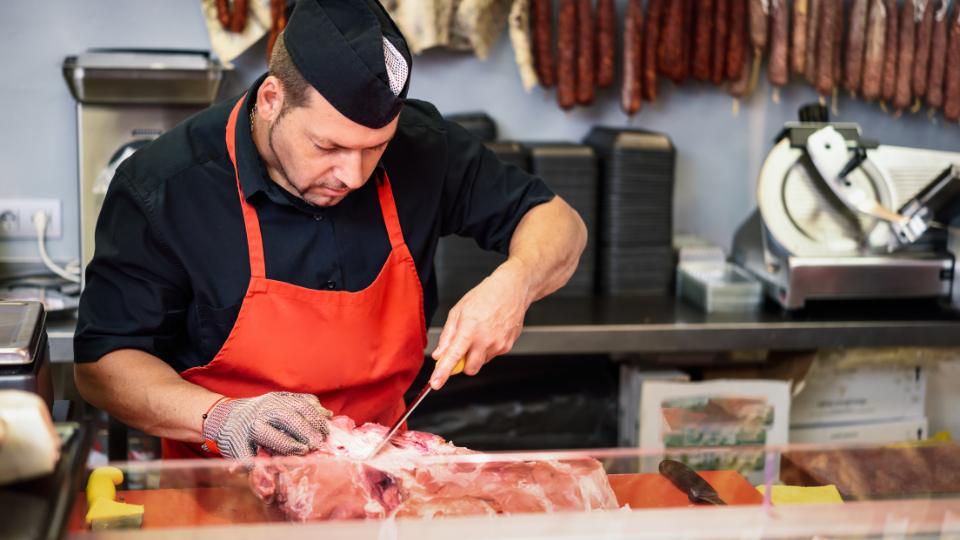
86, 466, 124, 504
442, 357, 465, 376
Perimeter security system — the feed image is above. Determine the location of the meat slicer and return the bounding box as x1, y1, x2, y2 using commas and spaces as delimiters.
733, 105, 960, 310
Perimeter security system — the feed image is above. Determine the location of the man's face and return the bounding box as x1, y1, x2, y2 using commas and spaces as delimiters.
258, 80, 399, 207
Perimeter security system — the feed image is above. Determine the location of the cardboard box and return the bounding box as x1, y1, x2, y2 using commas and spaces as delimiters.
790, 366, 926, 427
637, 379, 791, 483
618, 367, 689, 447
790, 417, 928, 445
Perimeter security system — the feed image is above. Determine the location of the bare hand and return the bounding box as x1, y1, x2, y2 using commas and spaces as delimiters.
429, 259, 533, 389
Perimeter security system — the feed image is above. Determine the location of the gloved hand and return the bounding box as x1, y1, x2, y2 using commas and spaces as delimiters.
201, 392, 332, 458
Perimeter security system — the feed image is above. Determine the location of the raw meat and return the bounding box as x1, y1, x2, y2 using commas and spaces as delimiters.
249, 416, 618, 522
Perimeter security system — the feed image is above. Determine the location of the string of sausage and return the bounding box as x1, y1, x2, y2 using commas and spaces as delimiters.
881, 0, 899, 103
557, 0, 578, 110
768, 0, 789, 89
894, 0, 917, 111
576, 0, 595, 105
596, 0, 616, 88
533, 0, 557, 88
845, 0, 870, 95
946, 2, 960, 121
623, 0, 644, 114
816, 0, 838, 96
727, 0, 747, 81
693, 0, 716, 81
792, 0, 809, 76
643, 0, 664, 101
712, 0, 731, 84
913, 0, 936, 101
747, 0, 768, 92
861, 0, 888, 102
926, 1, 950, 110
659, 0, 688, 83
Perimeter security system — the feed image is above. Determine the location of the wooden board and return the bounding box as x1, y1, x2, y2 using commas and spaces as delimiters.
609, 470, 764, 508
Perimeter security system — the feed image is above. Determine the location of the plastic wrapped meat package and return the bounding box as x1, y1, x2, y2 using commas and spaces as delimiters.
248, 416, 618, 522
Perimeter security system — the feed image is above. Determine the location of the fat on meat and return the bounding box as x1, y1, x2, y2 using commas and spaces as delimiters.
248, 415, 619, 522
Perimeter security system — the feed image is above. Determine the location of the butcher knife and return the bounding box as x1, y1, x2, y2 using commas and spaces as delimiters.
658, 459, 727, 505
365, 357, 465, 459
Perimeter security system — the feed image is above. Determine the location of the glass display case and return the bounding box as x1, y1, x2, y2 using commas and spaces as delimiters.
64, 438, 960, 539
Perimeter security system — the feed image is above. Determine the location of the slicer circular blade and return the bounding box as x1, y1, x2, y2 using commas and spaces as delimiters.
757, 139, 895, 256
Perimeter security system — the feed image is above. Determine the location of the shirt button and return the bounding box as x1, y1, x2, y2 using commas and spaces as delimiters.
313, 214, 324, 221
325, 281, 336, 290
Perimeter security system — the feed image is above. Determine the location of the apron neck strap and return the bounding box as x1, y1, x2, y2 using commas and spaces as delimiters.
225, 95, 267, 279
374, 170, 406, 250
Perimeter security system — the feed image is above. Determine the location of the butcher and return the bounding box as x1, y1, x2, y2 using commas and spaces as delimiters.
73, 0, 586, 459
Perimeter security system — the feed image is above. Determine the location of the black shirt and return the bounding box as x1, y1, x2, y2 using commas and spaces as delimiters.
74, 76, 554, 372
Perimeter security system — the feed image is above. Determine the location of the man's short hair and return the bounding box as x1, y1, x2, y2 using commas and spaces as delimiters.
268, 32, 311, 110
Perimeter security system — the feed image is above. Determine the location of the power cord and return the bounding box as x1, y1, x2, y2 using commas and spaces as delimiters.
32, 210, 81, 284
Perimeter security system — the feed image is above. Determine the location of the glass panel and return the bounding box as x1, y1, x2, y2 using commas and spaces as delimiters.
67, 440, 960, 539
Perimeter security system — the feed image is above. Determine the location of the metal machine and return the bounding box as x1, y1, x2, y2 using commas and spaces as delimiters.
0, 301, 52, 407
62, 49, 226, 284
733, 105, 960, 310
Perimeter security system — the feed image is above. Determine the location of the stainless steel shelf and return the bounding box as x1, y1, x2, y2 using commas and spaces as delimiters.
51, 296, 960, 363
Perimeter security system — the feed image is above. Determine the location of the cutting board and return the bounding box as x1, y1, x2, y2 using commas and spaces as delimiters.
609, 470, 764, 508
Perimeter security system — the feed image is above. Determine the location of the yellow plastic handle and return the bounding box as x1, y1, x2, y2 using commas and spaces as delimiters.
444, 357, 465, 376
86, 466, 124, 504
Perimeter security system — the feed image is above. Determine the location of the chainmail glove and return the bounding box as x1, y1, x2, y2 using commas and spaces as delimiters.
202, 392, 333, 458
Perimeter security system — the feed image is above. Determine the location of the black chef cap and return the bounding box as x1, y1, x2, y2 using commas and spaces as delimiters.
283, 0, 412, 129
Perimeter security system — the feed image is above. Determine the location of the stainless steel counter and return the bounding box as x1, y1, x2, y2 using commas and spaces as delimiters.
48, 296, 960, 363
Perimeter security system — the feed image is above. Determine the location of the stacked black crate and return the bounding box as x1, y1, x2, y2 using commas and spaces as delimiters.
526, 143, 597, 297
434, 142, 528, 303
584, 127, 676, 296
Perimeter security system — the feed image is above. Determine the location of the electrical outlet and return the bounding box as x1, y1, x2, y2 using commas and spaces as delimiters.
0, 199, 62, 239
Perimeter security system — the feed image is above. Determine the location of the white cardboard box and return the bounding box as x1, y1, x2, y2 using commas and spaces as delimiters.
618, 367, 689, 447
791, 365, 926, 427
790, 417, 928, 445
637, 379, 791, 483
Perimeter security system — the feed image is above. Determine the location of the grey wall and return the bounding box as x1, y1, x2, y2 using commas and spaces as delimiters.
2, 0, 959, 267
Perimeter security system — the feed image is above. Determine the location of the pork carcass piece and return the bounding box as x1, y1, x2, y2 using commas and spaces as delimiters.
249, 416, 618, 521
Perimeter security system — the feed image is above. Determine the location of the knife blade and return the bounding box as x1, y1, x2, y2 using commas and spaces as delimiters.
658, 459, 727, 505
365, 357, 465, 460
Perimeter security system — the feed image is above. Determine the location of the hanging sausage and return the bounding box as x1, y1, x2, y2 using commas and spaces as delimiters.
768, 0, 790, 98
926, 1, 950, 111
623, 0, 645, 114
576, 0, 596, 105
845, 0, 870, 95
557, 0, 578, 110
861, 0, 889, 102
712, 0, 731, 84
643, 0, 664, 101
693, 0, 716, 81
893, 0, 917, 112
596, 0, 616, 88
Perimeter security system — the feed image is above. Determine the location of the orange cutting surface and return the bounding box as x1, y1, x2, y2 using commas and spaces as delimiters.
609, 470, 764, 508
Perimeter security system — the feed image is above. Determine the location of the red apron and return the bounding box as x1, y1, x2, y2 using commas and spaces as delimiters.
162, 96, 427, 459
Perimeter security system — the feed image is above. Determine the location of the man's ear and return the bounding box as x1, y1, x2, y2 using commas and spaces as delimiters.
256, 76, 285, 122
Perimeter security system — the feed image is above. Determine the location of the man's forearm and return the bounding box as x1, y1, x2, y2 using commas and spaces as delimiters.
503, 196, 587, 304
74, 349, 223, 443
